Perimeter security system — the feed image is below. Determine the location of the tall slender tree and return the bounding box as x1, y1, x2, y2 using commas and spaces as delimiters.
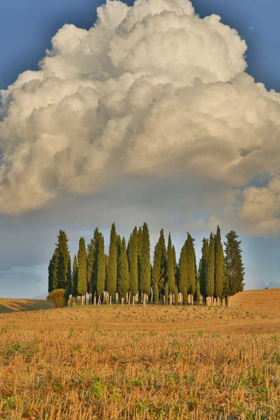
224, 231, 245, 299
72, 254, 78, 299
107, 223, 117, 304
118, 238, 130, 305
96, 234, 106, 305
179, 243, 188, 304
199, 238, 209, 302
48, 248, 59, 293
152, 229, 167, 303
206, 233, 215, 303
186, 233, 196, 304
167, 233, 176, 304
77, 237, 87, 304
92, 228, 103, 303
139, 223, 151, 305
87, 242, 94, 303
128, 228, 138, 304
214, 226, 224, 304
56, 230, 70, 290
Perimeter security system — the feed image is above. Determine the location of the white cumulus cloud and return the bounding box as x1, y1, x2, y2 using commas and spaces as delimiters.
0, 0, 280, 236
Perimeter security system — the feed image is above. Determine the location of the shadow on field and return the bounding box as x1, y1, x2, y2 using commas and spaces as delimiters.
0, 299, 53, 314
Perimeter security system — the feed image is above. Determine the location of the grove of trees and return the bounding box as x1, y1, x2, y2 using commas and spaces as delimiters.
48, 224, 245, 306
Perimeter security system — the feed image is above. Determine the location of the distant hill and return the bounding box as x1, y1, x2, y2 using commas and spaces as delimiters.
0, 299, 53, 314
231, 288, 280, 314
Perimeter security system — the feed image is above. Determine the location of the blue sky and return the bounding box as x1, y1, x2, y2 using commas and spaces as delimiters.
0, 0, 280, 298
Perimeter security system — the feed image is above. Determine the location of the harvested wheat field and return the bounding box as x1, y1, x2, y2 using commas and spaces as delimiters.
1, 290, 280, 419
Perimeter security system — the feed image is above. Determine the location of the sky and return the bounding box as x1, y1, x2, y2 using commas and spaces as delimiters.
0, 0, 280, 298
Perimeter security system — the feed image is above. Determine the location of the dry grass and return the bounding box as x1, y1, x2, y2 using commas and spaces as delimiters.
1, 290, 280, 419
1, 325, 280, 419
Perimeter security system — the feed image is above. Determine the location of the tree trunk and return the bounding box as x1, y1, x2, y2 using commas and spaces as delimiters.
98, 295, 100, 306
109, 295, 112, 305
143, 293, 146, 306
128, 292, 131, 305
132, 295, 135, 306
169, 293, 172, 305
121, 297, 124, 306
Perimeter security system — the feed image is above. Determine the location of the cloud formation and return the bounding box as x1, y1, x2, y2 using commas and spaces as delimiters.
1, 0, 280, 235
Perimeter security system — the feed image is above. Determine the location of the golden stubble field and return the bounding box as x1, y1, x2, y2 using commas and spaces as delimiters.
0, 289, 280, 419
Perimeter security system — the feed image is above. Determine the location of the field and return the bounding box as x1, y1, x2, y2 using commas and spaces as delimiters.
0, 290, 280, 419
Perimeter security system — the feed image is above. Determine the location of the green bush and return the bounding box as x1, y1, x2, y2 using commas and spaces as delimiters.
47, 289, 66, 308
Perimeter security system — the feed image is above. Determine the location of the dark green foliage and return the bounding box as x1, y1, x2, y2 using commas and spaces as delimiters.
179, 244, 188, 303
91, 228, 103, 295
56, 230, 70, 290
128, 228, 138, 298
65, 256, 72, 300
165, 282, 169, 304
72, 255, 78, 297
118, 238, 130, 300
195, 279, 201, 304
77, 237, 87, 297
174, 286, 178, 305
206, 233, 215, 298
87, 242, 94, 296
167, 234, 176, 294
199, 238, 209, 299
186, 233, 196, 298
153, 281, 159, 303
214, 226, 224, 299
224, 231, 245, 296
47, 289, 66, 308
107, 223, 117, 298
96, 235, 106, 298
153, 229, 167, 300
48, 248, 59, 293
139, 223, 151, 296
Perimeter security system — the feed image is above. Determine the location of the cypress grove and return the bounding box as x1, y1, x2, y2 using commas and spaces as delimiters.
48, 225, 245, 307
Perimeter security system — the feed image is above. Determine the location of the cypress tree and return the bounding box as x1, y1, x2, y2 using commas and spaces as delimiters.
214, 226, 224, 304
139, 223, 151, 305
199, 238, 209, 302
206, 233, 215, 303
56, 230, 70, 290
153, 229, 167, 303
164, 282, 169, 304
96, 234, 106, 305
128, 228, 138, 304
72, 254, 78, 298
167, 233, 176, 304
137, 227, 143, 302
65, 256, 72, 301
195, 279, 201, 304
179, 244, 188, 305
224, 231, 245, 298
116, 234, 122, 303
77, 237, 87, 304
87, 242, 94, 303
107, 223, 117, 304
92, 228, 103, 303
186, 233, 196, 304
48, 248, 59, 293
118, 238, 130, 305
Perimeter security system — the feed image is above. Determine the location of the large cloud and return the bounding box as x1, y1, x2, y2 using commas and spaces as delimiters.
1, 0, 280, 236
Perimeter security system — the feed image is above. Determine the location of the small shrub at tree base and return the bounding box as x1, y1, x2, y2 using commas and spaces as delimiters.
47, 289, 66, 308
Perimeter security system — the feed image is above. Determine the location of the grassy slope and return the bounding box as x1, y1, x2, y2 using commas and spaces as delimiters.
0, 299, 53, 314
231, 288, 280, 314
